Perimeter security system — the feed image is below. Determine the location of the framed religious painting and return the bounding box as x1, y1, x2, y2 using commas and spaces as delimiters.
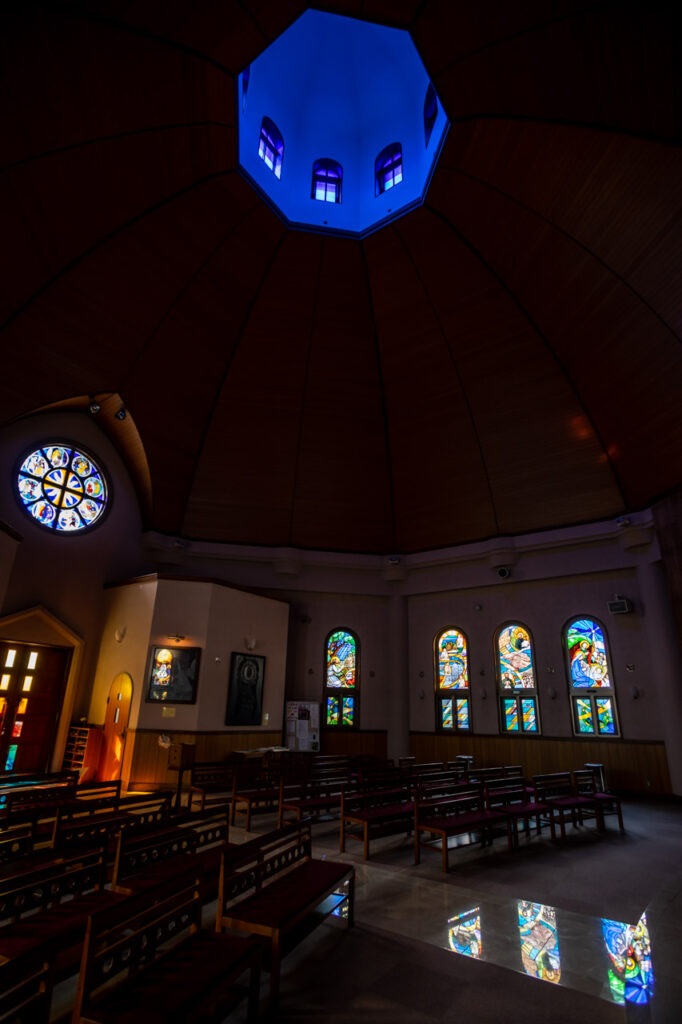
145, 646, 201, 704
226, 652, 265, 726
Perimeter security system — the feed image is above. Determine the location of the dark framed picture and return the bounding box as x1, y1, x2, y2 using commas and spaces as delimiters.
226, 653, 265, 726
145, 646, 201, 704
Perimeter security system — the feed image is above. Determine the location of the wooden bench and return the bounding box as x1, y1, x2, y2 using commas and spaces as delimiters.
484, 777, 555, 845
0, 941, 55, 1023
188, 762, 236, 812
0, 821, 34, 863
340, 786, 413, 859
573, 769, 625, 832
414, 786, 511, 872
533, 772, 604, 839
278, 775, 349, 827
218, 820, 354, 1014
111, 806, 231, 896
0, 846, 128, 981
72, 866, 261, 1023
229, 766, 281, 830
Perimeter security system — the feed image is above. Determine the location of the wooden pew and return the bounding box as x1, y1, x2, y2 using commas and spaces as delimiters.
0, 846, 128, 981
111, 806, 230, 897
484, 778, 555, 845
340, 785, 413, 859
218, 820, 354, 1015
532, 772, 604, 839
229, 765, 281, 830
72, 866, 261, 1023
188, 761, 236, 812
573, 769, 625, 832
0, 942, 55, 1024
414, 785, 511, 872
278, 774, 349, 827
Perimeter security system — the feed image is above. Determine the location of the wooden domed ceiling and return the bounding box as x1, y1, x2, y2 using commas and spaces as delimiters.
2, 1, 681, 554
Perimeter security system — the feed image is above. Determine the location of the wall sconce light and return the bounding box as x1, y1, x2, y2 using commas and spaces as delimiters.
245, 637, 256, 651
167, 633, 185, 642
115, 406, 127, 421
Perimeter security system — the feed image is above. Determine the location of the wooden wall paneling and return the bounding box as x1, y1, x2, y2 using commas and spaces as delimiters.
126, 730, 283, 790
409, 733, 671, 795
320, 730, 388, 760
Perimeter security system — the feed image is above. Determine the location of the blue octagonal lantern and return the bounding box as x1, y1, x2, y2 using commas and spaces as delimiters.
237, 10, 449, 238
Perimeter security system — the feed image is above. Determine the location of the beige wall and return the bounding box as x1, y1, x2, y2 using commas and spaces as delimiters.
88, 578, 157, 729
90, 577, 289, 735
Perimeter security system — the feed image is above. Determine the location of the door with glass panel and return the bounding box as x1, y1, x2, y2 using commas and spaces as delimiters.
0, 642, 71, 773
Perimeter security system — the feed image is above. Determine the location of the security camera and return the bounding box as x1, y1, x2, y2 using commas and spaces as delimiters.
496, 566, 511, 579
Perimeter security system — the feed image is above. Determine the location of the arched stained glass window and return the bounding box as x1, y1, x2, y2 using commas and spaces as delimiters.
424, 83, 438, 146
258, 117, 283, 178
375, 143, 403, 195
311, 158, 342, 204
324, 629, 358, 728
565, 617, 619, 736
435, 628, 471, 731
16, 444, 108, 533
495, 623, 540, 734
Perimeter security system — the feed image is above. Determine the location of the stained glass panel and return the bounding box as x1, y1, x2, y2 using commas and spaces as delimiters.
437, 629, 468, 689
448, 908, 482, 958
456, 698, 470, 729
567, 618, 611, 688
575, 697, 595, 734
4, 744, 17, 771
17, 445, 107, 533
326, 696, 339, 726
521, 698, 537, 732
503, 698, 519, 732
497, 625, 535, 689
602, 914, 654, 1005
342, 696, 354, 727
518, 902, 561, 983
441, 699, 453, 729
326, 630, 356, 688
596, 697, 616, 734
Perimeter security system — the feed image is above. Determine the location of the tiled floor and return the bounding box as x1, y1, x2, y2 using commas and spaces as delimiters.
235, 798, 682, 1022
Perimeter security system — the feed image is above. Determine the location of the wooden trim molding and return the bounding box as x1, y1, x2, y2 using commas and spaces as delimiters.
126, 729, 284, 790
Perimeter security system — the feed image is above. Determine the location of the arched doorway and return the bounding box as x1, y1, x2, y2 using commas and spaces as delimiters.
98, 673, 133, 782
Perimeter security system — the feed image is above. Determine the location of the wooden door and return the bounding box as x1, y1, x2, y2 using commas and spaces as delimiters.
99, 673, 133, 781
0, 642, 71, 773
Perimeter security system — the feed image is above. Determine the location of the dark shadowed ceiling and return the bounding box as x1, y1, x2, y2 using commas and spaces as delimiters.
2, 1, 682, 554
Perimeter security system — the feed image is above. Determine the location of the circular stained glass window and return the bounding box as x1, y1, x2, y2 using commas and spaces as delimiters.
17, 444, 108, 533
